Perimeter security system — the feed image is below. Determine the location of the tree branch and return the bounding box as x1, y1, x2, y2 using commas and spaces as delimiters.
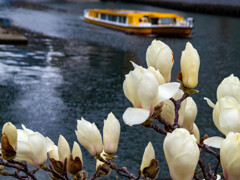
170, 92, 189, 129
0, 156, 38, 180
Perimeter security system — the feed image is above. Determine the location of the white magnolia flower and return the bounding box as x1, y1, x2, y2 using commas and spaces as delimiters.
204, 96, 240, 148
164, 128, 199, 180
180, 42, 200, 89
217, 74, 240, 102
220, 132, 240, 180
182, 97, 198, 132
213, 96, 240, 136
123, 64, 179, 126
103, 112, 120, 155
75, 118, 103, 156
140, 142, 155, 173
204, 75, 240, 148
67, 142, 83, 176
58, 135, 70, 163
146, 39, 174, 83
205, 74, 240, 109
2, 122, 17, 151
15, 125, 54, 168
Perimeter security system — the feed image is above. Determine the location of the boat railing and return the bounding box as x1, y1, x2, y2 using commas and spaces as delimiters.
83, 9, 89, 17
175, 18, 193, 28
187, 17, 194, 28
139, 22, 152, 27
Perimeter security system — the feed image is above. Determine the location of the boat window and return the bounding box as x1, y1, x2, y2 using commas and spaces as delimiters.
108, 15, 117, 22
118, 16, 126, 23
100, 14, 107, 20
161, 18, 173, 24
151, 18, 159, 25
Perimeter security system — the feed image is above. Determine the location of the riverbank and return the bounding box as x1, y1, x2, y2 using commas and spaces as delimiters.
0, 23, 28, 44
103, 0, 240, 17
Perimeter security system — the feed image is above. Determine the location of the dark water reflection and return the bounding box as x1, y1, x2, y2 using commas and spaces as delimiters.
0, 1, 240, 179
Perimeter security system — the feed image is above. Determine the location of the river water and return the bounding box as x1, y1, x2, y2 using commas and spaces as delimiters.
0, 1, 239, 179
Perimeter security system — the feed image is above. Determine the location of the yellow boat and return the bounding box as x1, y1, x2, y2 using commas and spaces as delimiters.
83, 9, 193, 35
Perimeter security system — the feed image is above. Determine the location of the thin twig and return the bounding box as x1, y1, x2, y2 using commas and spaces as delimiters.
198, 144, 220, 160
156, 116, 172, 130
214, 159, 220, 176
0, 157, 40, 179
208, 162, 213, 176
89, 170, 100, 180
0, 170, 25, 180
41, 165, 69, 180
193, 173, 201, 180
198, 159, 210, 180
198, 144, 219, 179
142, 124, 167, 135
8, 159, 38, 180
97, 156, 137, 179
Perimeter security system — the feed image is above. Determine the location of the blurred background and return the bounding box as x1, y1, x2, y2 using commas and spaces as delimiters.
0, 0, 239, 179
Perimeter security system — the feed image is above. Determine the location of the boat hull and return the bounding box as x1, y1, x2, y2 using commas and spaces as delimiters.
84, 18, 192, 35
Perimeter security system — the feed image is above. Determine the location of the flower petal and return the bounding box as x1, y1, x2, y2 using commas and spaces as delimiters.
15, 140, 35, 165
58, 135, 70, 163
123, 107, 150, 126
204, 97, 215, 108
29, 132, 47, 163
21, 124, 34, 134
203, 136, 225, 149
219, 108, 240, 135
46, 137, 55, 152
130, 61, 140, 69
157, 82, 180, 104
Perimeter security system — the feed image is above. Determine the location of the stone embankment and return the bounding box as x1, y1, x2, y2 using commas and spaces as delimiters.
104, 0, 240, 16
0, 24, 28, 45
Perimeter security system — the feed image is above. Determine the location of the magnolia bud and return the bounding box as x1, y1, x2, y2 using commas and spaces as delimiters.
140, 142, 155, 173
146, 39, 174, 83
48, 135, 70, 175
75, 118, 103, 156
182, 97, 197, 132
140, 142, 159, 179
103, 112, 120, 154
58, 135, 70, 163
220, 132, 240, 180
1, 122, 17, 160
217, 74, 240, 102
164, 128, 200, 180
180, 42, 200, 89
68, 142, 83, 176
